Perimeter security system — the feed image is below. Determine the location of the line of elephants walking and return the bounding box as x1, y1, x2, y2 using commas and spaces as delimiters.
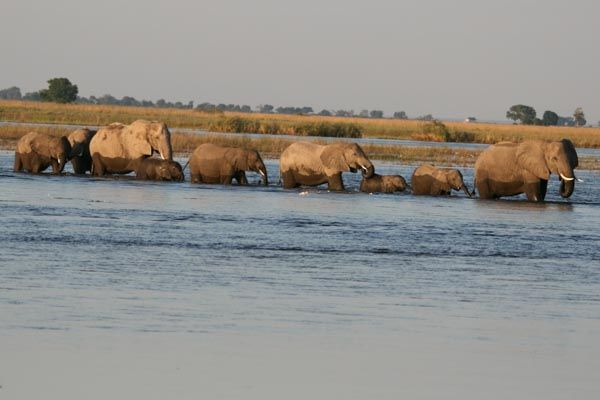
12, 119, 582, 202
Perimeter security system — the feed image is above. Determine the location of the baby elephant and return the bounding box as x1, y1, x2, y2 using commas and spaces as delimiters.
411, 165, 471, 196
129, 157, 184, 181
360, 173, 407, 193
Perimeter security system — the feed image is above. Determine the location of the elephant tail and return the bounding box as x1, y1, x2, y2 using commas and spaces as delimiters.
181, 160, 190, 173
471, 178, 477, 197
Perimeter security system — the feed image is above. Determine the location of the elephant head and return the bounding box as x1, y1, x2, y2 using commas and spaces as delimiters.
147, 122, 173, 161
233, 149, 268, 185
516, 139, 578, 198
444, 169, 472, 197
67, 128, 96, 174
31, 135, 80, 173
166, 161, 184, 182
390, 175, 408, 191
127, 120, 173, 161
320, 142, 375, 178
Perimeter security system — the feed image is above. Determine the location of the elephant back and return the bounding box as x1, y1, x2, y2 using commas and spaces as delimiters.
280, 142, 324, 174
16, 132, 39, 153
90, 124, 127, 159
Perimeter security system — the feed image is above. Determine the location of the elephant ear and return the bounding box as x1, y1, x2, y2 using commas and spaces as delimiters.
30, 135, 53, 157
226, 148, 247, 170
516, 141, 550, 180
123, 126, 152, 157
320, 144, 349, 172
561, 139, 579, 169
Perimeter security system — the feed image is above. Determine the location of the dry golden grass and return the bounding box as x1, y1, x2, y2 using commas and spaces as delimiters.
2, 100, 600, 147
2, 125, 598, 170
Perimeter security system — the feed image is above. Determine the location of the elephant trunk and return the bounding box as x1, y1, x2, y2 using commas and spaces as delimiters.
461, 184, 472, 198
559, 176, 575, 198
558, 165, 576, 198
361, 163, 375, 179
258, 165, 269, 186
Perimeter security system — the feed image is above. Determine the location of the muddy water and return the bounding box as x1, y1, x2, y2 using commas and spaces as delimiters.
1, 150, 599, 399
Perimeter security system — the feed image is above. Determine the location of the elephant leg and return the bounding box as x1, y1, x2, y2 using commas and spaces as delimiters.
30, 156, 43, 174
476, 181, 493, 199
524, 180, 544, 202
190, 173, 201, 184
91, 154, 105, 176
327, 173, 345, 191
51, 159, 60, 174
539, 179, 548, 201
220, 175, 234, 185
281, 170, 298, 189
14, 153, 23, 172
71, 157, 83, 174
235, 171, 248, 185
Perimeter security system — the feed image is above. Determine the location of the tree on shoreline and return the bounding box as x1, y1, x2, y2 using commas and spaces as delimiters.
506, 104, 537, 125
39, 78, 78, 103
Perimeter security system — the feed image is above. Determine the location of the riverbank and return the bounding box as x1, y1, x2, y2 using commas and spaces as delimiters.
2, 100, 600, 147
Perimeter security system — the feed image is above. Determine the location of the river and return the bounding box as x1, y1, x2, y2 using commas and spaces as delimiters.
0, 150, 599, 399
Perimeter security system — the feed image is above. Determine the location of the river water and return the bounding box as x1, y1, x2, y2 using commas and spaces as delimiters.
1, 150, 599, 399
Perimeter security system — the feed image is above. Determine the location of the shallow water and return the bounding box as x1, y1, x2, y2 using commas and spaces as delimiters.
1, 150, 599, 399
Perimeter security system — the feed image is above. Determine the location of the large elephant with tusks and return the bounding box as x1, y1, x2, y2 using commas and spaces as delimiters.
474, 139, 579, 201
89, 120, 172, 176
280, 142, 374, 191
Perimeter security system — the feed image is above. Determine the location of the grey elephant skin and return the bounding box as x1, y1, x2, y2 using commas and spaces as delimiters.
280, 142, 374, 191
411, 165, 471, 196
128, 157, 184, 181
89, 120, 173, 176
14, 131, 81, 174
189, 143, 268, 185
360, 174, 407, 193
474, 139, 578, 201
68, 128, 96, 174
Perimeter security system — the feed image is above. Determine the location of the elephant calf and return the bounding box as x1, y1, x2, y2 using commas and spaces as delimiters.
14, 131, 82, 174
188, 143, 268, 185
129, 157, 184, 181
360, 173, 407, 193
411, 165, 471, 196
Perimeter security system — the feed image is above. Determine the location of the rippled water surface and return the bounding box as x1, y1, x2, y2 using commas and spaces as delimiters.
1, 149, 599, 399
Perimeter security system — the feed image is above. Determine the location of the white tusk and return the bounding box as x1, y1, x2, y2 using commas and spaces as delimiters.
576, 177, 584, 183
57, 158, 62, 165
361, 165, 368, 171
161, 154, 165, 160
259, 170, 266, 177
560, 173, 574, 181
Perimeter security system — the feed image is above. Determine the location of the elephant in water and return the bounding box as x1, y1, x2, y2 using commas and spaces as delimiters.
188, 143, 268, 185
411, 165, 472, 196
14, 132, 82, 174
474, 139, 579, 201
89, 120, 172, 176
280, 142, 374, 191
360, 173, 407, 193
128, 157, 184, 181
68, 128, 96, 174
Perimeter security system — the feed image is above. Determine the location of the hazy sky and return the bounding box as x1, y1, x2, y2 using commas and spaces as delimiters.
2, 0, 599, 122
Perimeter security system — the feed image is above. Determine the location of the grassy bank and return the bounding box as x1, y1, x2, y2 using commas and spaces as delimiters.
2, 125, 598, 170
2, 100, 600, 147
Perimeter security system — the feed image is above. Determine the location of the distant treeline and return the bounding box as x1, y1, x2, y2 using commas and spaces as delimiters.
0, 85, 413, 119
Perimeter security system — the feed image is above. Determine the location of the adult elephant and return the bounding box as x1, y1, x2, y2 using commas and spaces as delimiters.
67, 128, 96, 174
188, 143, 268, 185
89, 120, 172, 176
411, 165, 472, 196
280, 142, 374, 191
14, 131, 81, 174
474, 139, 579, 201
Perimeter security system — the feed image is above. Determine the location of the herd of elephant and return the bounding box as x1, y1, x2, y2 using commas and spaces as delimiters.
12, 119, 581, 201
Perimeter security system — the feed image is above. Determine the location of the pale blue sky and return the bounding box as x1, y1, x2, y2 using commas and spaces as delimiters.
2, 0, 599, 122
